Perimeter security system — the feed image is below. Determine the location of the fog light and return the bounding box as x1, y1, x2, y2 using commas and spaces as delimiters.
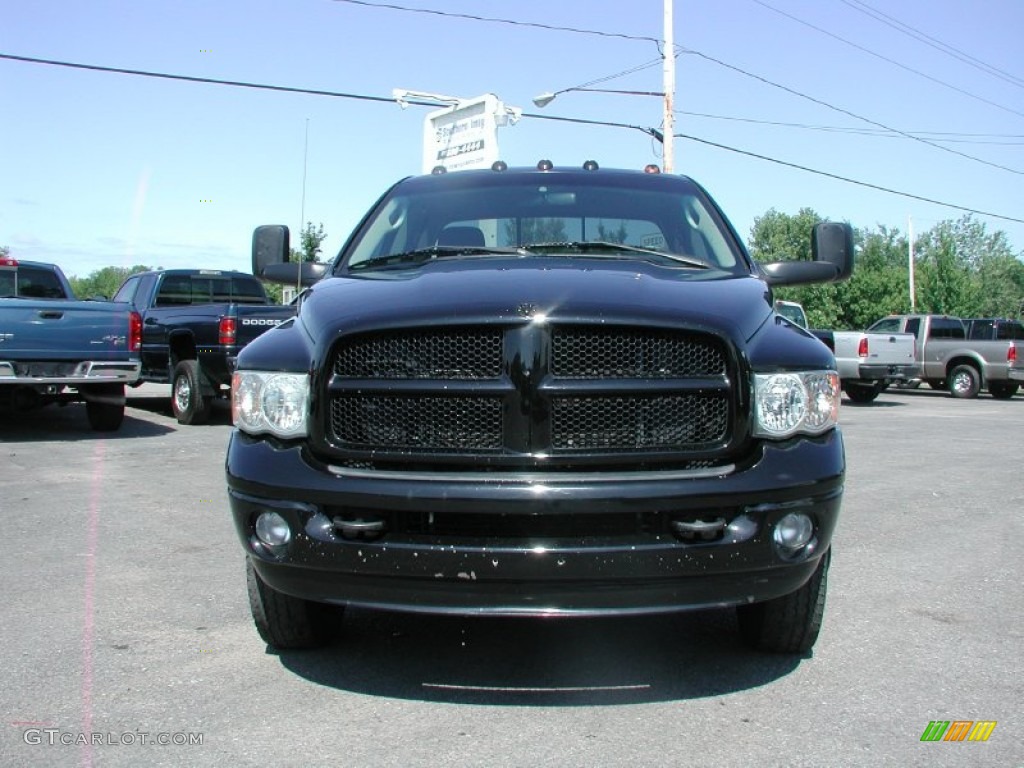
773, 512, 813, 556
255, 511, 292, 548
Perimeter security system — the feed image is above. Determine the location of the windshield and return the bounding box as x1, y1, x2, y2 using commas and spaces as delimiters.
341, 172, 748, 274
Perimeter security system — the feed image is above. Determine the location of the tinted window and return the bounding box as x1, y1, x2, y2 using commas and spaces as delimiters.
232, 277, 267, 304
344, 175, 745, 272
996, 322, 1024, 340
929, 318, 965, 339
967, 320, 993, 340
868, 318, 900, 333
904, 318, 920, 338
155, 275, 192, 306
5, 266, 68, 299
113, 276, 140, 304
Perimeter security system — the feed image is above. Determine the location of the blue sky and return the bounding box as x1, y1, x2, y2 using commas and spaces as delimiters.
2, 0, 1022, 278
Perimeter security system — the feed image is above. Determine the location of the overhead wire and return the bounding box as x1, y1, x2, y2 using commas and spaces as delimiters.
675, 110, 1024, 146
750, 0, 1024, 119
328, 0, 1024, 176
839, 0, 1024, 90
2, 52, 1018, 226
678, 47, 1024, 176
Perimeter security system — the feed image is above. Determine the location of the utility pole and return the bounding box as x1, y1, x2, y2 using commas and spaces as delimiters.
908, 215, 916, 312
663, 0, 675, 172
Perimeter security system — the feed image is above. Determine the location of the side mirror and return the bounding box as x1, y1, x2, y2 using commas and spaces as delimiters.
251, 225, 329, 287
760, 222, 854, 286
812, 221, 854, 282
252, 225, 289, 278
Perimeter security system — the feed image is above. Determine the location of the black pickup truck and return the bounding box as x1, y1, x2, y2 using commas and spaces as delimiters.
112, 269, 294, 424
229, 161, 853, 655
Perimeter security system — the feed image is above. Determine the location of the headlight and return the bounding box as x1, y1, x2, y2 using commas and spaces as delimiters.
753, 371, 840, 438
231, 371, 309, 438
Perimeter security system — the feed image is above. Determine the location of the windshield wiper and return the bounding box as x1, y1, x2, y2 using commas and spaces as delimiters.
349, 245, 525, 271
522, 241, 711, 269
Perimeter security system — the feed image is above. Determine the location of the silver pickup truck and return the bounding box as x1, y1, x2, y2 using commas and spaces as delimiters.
867, 314, 1024, 399
775, 301, 918, 403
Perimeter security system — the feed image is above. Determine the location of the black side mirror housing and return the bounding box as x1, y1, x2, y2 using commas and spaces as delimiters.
252, 225, 328, 287
760, 222, 854, 286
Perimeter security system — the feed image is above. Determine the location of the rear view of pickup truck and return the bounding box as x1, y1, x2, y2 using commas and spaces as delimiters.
112, 269, 295, 424
1, 257, 141, 430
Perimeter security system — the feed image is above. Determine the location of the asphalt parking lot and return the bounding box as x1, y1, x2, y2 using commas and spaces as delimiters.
1, 384, 1021, 767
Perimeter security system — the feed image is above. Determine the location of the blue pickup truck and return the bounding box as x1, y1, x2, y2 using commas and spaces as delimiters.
0, 257, 141, 431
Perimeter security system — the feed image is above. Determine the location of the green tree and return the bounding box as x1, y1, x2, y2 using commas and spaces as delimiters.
914, 218, 981, 316
290, 221, 327, 263
748, 208, 844, 328
504, 217, 567, 245
835, 225, 911, 328
69, 265, 152, 300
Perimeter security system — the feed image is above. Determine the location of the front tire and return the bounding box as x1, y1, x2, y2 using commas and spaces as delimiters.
246, 558, 337, 650
948, 364, 981, 399
737, 549, 830, 654
83, 383, 126, 432
171, 359, 211, 424
988, 381, 1019, 400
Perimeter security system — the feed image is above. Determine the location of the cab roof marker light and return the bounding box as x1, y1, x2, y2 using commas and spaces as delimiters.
644, 164, 661, 174
430, 165, 447, 175
583, 160, 599, 171
537, 159, 554, 171
491, 160, 508, 172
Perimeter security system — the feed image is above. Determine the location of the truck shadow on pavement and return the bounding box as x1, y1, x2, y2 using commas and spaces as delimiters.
126, 394, 234, 426
0, 406, 176, 442
276, 607, 803, 705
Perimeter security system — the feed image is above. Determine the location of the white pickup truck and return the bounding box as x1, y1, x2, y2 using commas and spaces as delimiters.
774, 301, 919, 403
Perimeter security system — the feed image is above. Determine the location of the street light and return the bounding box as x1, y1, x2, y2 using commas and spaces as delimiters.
532, 87, 666, 109
532, 86, 674, 171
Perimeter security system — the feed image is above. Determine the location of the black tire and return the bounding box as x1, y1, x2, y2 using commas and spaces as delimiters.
84, 383, 126, 432
843, 382, 882, 403
988, 381, 1019, 400
246, 558, 337, 650
948, 364, 981, 399
171, 359, 211, 424
737, 549, 830, 654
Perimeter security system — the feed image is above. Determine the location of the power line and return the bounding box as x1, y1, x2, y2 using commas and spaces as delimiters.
0, 52, 400, 104
751, 0, 1024, 119
330, 0, 1024, 176
679, 47, 1024, 176
330, 0, 660, 45
676, 109, 1024, 146
570, 58, 665, 91
666, 129, 1024, 225
840, 0, 1024, 90
2, 52, 1020, 226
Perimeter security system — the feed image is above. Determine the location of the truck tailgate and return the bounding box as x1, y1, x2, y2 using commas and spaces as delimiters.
0, 300, 134, 361
866, 332, 916, 366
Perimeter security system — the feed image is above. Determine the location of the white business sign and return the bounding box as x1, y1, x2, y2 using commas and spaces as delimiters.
422, 94, 514, 174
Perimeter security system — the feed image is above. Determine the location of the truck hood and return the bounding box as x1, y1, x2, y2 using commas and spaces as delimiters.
298, 258, 774, 343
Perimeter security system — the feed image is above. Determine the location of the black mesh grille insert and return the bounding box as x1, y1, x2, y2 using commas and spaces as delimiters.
334, 329, 502, 379
551, 394, 729, 450
552, 327, 726, 378
331, 396, 503, 450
